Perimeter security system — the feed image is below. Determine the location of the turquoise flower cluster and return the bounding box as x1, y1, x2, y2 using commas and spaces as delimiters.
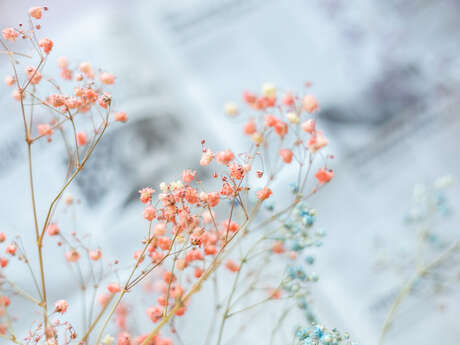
295, 324, 357, 345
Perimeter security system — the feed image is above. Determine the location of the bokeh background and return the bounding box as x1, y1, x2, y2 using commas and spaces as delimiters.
1, 1, 460, 344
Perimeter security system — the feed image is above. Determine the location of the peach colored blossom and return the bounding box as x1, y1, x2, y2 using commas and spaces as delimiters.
143, 205, 156, 221
39, 38, 53, 54
207, 191, 220, 207
12, 88, 24, 101
225, 259, 240, 272
4, 76, 15, 86
182, 169, 196, 183
256, 187, 272, 201
139, 187, 155, 203
272, 241, 285, 254
153, 223, 166, 236
114, 111, 128, 123
5, 243, 16, 255
57, 56, 68, 68
99, 72, 115, 85
215, 149, 235, 165
301, 119, 315, 134
279, 148, 293, 163
2, 28, 18, 41
89, 249, 102, 261
107, 283, 122, 294
29, 7, 43, 19
315, 168, 334, 183
65, 249, 80, 262
0, 258, 8, 268
54, 300, 68, 314
302, 94, 319, 113
46, 223, 59, 236
76, 132, 88, 146
243, 119, 257, 135
200, 149, 213, 166
307, 130, 328, 153
37, 124, 53, 137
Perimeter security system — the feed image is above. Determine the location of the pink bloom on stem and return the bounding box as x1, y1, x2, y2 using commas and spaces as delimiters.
107, 283, 122, 294
57, 56, 68, 68
153, 223, 166, 236
194, 267, 203, 278
269, 288, 282, 299
215, 149, 235, 165
207, 192, 220, 207
37, 124, 53, 138
76, 132, 88, 146
114, 111, 128, 123
0, 258, 8, 268
12, 89, 24, 101
256, 187, 272, 201
29, 7, 43, 19
274, 121, 288, 138
182, 169, 196, 183
5, 243, 16, 255
315, 168, 334, 183
282, 92, 295, 106
225, 259, 240, 272
65, 249, 80, 262
302, 94, 319, 113
139, 187, 155, 203
306, 130, 328, 153
46, 223, 59, 236
47, 94, 65, 107
243, 119, 257, 135
272, 241, 285, 254
39, 38, 53, 54
301, 119, 315, 134
279, 149, 293, 163
1, 296, 10, 307
54, 300, 68, 314
98, 293, 111, 306
89, 249, 102, 261
99, 72, 115, 85
229, 163, 244, 180
0, 233, 5, 242
146, 306, 163, 323
61, 68, 73, 80
143, 205, 156, 221
2, 28, 18, 41
79, 62, 93, 77
200, 149, 213, 166
4, 76, 15, 86
264, 114, 279, 127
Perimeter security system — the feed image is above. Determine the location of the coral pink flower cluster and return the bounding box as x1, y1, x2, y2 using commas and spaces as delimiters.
1, 6, 337, 345
236, 83, 334, 185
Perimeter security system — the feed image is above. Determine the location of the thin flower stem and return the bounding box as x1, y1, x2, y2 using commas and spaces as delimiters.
378, 239, 460, 345
140, 201, 263, 345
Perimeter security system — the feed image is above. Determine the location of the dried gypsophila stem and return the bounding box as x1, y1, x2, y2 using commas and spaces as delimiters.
1, 5, 127, 343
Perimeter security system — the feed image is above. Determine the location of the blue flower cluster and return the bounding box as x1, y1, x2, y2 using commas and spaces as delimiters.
295, 324, 357, 345
278, 202, 326, 323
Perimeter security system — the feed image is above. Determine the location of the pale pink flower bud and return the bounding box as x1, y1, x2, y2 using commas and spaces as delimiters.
39, 38, 53, 55
89, 249, 102, 261
99, 72, 115, 85
29, 7, 43, 19
54, 300, 68, 314
4, 76, 15, 86
114, 111, 128, 123
107, 283, 122, 294
302, 95, 319, 113
2, 28, 18, 41
76, 132, 88, 146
